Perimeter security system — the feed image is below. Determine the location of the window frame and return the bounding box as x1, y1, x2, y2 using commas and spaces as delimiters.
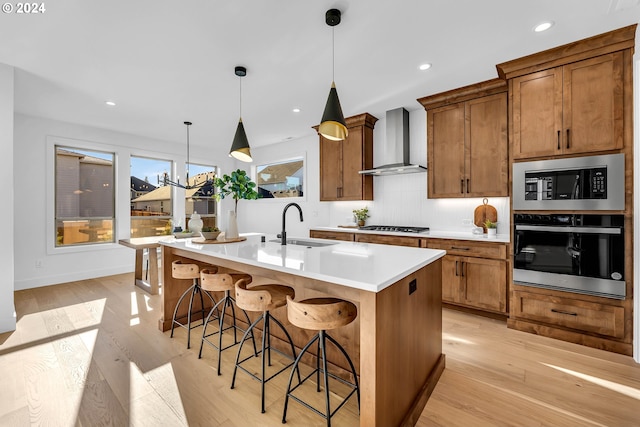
47, 136, 120, 254
252, 152, 307, 203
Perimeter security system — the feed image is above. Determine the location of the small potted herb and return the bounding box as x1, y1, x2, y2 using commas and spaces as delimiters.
353, 207, 370, 227
484, 219, 497, 238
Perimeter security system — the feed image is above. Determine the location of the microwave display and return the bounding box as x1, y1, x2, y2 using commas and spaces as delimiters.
513, 154, 624, 211
523, 167, 607, 201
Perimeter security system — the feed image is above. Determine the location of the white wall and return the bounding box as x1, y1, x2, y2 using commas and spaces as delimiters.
13, 113, 234, 290
247, 108, 510, 236
1, 64, 16, 333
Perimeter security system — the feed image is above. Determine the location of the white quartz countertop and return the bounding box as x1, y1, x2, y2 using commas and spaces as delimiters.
312, 226, 511, 243
160, 233, 445, 293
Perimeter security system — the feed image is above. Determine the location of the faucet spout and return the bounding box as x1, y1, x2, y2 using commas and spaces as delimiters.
281, 202, 304, 245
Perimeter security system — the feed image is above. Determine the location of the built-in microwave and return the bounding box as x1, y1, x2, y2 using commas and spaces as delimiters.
512, 153, 625, 211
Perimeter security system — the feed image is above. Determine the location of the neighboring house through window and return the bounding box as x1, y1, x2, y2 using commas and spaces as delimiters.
55, 147, 115, 246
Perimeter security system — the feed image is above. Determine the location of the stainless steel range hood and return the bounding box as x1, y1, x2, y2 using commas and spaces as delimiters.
359, 107, 427, 175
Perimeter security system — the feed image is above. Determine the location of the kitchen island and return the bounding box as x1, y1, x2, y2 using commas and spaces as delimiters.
159, 233, 445, 427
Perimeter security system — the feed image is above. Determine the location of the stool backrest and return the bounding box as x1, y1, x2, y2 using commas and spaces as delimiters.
235, 279, 272, 312
200, 268, 235, 292
172, 260, 200, 280
286, 296, 357, 331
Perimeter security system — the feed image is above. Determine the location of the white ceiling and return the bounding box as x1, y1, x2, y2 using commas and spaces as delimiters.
2, 0, 640, 150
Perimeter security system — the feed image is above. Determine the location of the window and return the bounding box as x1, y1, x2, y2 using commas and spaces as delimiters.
185, 163, 217, 230
130, 156, 173, 238
256, 157, 304, 198
55, 146, 115, 246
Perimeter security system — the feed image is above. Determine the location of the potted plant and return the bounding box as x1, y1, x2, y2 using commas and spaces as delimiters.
213, 169, 260, 239
353, 207, 370, 227
484, 219, 497, 238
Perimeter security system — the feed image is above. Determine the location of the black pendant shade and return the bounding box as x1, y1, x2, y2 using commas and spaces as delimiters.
319, 9, 348, 141
229, 118, 252, 162
319, 81, 348, 141
229, 65, 253, 162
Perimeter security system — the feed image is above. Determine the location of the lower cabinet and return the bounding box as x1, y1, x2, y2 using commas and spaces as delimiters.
441, 255, 507, 314
354, 233, 421, 247
309, 230, 355, 241
512, 290, 625, 340
426, 239, 508, 315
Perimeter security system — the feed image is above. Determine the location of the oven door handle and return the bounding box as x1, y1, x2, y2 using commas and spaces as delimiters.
515, 224, 622, 235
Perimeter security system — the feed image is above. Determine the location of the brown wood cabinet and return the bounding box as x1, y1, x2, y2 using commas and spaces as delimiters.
354, 233, 421, 247
511, 53, 624, 159
309, 230, 355, 242
425, 239, 508, 314
418, 79, 508, 198
316, 113, 378, 201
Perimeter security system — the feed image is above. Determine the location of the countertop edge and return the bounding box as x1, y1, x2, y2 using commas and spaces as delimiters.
311, 226, 511, 243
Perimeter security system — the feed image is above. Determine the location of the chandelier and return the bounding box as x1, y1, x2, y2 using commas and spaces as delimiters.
160, 121, 215, 195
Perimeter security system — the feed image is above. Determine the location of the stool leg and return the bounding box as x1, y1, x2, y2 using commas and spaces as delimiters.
326, 334, 361, 412
216, 296, 230, 375
231, 313, 264, 390
231, 295, 258, 354
261, 312, 270, 413
185, 284, 199, 349
196, 282, 206, 327
282, 333, 320, 424
319, 330, 332, 427
198, 296, 227, 359
170, 283, 195, 338
269, 316, 302, 383
316, 337, 321, 392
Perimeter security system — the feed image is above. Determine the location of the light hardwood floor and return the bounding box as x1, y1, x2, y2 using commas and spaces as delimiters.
1, 273, 638, 426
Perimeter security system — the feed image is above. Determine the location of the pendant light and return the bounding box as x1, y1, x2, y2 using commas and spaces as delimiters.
229, 65, 253, 162
318, 8, 348, 141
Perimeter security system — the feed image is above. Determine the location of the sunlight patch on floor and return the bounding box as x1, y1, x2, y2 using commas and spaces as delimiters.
542, 363, 640, 400
443, 333, 475, 345
131, 292, 139, 316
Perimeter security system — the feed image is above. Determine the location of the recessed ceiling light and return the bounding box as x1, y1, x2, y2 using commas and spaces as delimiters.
418, 63, 432, 71
534, 21, 554, 32
105, 101, 116, 106
292, 108, 301, 113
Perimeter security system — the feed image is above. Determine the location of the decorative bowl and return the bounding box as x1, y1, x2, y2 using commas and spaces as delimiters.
200, 231, 221, 240
173, 231, 193, 239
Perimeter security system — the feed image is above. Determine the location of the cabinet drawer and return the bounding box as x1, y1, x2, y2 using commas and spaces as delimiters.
512, 291, 624, 339
355, 233, 421, 247
309, 230, 354, 242
424, 239, 506, 259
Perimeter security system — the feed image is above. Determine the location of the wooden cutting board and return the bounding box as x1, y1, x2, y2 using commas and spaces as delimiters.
474, 198, 497, 232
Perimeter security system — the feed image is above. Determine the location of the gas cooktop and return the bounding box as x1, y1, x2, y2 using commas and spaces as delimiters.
359, 225, 430, 233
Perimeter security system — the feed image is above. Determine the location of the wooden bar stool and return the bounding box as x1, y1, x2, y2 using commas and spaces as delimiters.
198, 267, 257, 375
170, 260, 216, 349
231, 279, 301, 414
282, 296, 359, 427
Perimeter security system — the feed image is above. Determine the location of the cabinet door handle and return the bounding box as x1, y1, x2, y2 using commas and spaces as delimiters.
455, 260, 459, 276
551, 308, 578, 316
466, 179, 470, 193
460, 179, 464, 194
566, 129, 570, 149
451, 246, 470, 251
557, 130, 561, 150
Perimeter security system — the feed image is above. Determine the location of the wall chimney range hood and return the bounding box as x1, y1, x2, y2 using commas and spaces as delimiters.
359, 107, 427, 176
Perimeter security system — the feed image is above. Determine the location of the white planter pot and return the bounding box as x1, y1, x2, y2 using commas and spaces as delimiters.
226, 210, 239, 239
487, 228, 497, 238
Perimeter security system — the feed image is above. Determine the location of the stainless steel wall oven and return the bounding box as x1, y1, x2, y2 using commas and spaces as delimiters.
513, 213, 625, 299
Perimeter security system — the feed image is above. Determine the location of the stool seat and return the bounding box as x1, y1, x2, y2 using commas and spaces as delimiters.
235, 281, 295, 312
201, 267, 252, 292
286, 297, 357, 331
172, 260, 200, 279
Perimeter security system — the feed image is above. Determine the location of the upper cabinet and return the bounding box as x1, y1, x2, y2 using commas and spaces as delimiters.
315, 113, 378, 201
497, 25, 635, 161
511, 53, 624, 159
418, 79, 509, 198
